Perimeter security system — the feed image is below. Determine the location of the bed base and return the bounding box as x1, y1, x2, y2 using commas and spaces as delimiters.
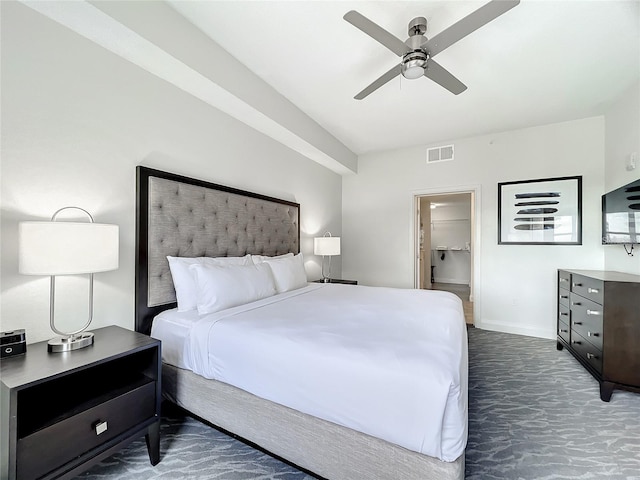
163, 363, 464, 480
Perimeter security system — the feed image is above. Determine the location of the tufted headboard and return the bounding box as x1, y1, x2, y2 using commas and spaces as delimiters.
135, 166, 300, 335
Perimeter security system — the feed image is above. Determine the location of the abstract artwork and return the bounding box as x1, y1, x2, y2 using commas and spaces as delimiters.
498, 176, 582, 245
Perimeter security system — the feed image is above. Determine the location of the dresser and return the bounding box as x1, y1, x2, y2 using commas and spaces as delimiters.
557, 269, 640, 401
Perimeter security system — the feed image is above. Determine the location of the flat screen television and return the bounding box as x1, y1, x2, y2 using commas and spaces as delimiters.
602, 178, 640, 244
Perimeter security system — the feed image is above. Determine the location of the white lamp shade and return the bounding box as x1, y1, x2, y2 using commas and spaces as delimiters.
19, 222, 119, 275
314, 236, 341, 256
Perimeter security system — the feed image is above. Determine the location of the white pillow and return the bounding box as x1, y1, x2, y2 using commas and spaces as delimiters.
264, 253, 307, 293
189, 262, 277, 315
167, 255, 252, 311
251, 252, 294, 264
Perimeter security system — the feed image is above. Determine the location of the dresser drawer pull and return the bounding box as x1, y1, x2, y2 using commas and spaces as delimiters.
572, 282, 582, 287
94, 420, 108, 436
572, 321, 583, 326
586, 310, 602, 316
572, 340, 582, 345
560, 295, 569, 299
559, 278, 568, 282
559, 329, 568, 333
560, 312, 568, 316
587, 287, 600, 294
586, 353, 598, 360
572, 302, 581, 306
587, 331, 600, 337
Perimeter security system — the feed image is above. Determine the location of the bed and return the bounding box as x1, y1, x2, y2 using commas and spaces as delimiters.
135, 166, 467, 480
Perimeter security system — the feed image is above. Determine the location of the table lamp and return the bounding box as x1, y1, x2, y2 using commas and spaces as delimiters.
314, 232, 341, 282
19, 207, 119, 352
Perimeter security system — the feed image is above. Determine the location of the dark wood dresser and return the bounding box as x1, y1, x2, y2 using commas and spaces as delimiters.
557, 269, 640, 401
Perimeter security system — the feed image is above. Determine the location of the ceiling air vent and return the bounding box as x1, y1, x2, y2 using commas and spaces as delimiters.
426, 145, 454, 164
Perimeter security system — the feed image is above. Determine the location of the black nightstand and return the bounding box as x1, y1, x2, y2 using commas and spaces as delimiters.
0, 326, 161, 480
313, 278, 358, 285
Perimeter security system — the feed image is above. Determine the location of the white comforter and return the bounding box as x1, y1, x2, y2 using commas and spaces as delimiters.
153, 283, 468, 462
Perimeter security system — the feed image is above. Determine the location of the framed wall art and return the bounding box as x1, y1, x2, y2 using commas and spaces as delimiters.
498, 175, 582, 245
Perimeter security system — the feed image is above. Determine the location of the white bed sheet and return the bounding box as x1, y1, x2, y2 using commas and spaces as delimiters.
151, 283, 468, 462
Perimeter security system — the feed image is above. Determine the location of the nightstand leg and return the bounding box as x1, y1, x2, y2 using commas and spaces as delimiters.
145, 420, 161, 465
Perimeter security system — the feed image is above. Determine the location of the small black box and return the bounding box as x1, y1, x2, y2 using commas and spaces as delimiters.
1, 329, 27, 358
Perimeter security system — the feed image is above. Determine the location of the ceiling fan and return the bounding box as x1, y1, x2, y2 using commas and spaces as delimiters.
344, 0, 520, 100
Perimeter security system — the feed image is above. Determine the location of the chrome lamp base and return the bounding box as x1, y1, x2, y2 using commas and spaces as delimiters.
48, 332, 94, 353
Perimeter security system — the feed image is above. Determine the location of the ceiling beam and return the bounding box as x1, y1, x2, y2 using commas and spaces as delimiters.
20, 0, 358, 175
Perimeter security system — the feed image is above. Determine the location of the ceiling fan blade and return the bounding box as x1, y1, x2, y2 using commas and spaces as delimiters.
425, 0, 520, 57
354, 64, 402, 100
344, 11, 410, 57
424, 59, 467, 95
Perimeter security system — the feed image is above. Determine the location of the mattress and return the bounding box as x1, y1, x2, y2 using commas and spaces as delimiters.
151, 283, 468, 462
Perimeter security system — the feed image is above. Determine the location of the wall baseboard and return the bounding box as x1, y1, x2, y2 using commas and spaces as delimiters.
432, 277, 470, 285
474, 319, 555, 340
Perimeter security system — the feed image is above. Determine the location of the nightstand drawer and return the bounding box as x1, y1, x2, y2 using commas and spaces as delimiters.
17, 380, 155, 480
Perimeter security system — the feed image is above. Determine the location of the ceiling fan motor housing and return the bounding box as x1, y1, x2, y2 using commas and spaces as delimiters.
402, 22, 429, 80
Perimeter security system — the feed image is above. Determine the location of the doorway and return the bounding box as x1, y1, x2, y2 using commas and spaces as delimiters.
415, 190, 476, 325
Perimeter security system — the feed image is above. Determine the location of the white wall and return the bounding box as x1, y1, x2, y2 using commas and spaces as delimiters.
0, 3, 342, 343
343, 117, 605, 339
604, 81, 640, 275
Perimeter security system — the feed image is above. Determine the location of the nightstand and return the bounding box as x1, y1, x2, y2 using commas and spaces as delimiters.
0, 326, 161, 480
313, 278, 358, 285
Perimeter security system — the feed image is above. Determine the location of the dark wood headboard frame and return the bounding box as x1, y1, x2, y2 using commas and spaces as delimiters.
135, 166, 300, 335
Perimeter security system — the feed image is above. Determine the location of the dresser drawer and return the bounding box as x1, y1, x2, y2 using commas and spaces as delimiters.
17, 380, 156, 480
570, 332, 603, 374
558, 270, 571, 290
570, 274, 604, 305
558, 302, 570, 326
558, 288, 570, 307
570, 293, 604, 350
558, 319, 570, 344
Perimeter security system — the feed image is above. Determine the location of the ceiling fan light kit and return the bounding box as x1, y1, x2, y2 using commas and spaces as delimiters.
344, 0, 520, 99
402, 52, 428, 80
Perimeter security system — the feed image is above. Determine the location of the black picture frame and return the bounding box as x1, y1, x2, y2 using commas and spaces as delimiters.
498, 175, 582, 245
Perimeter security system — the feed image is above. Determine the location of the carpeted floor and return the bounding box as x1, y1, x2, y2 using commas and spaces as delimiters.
78, 328, 640, 480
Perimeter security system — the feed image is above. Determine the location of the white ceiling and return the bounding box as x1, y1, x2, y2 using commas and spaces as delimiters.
168, 0, 640, 156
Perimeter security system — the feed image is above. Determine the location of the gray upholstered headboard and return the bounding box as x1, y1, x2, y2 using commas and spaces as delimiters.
135, 166, 300, 335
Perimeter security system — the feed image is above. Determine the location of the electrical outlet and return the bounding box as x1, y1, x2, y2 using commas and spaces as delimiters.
627, 152, 638, 171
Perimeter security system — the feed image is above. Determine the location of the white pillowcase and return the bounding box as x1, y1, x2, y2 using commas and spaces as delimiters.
167, 255, 252, 311
189, 262, 277, 315
251, 252, 294, 264
263, 253, 307, 293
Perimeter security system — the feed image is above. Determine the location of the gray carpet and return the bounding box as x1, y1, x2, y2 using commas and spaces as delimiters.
78, 328, 640, 479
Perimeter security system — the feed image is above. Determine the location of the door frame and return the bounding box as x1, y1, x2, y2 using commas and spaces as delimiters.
411, 185, 481, 321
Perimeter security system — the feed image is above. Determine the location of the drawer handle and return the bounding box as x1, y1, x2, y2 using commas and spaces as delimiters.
587, 331, 600, 337
587, 288, 600, 294
572, 282, 582, 287
560, 295, 568, 299
572, 321, 583, 326
572, 302, 581, 306
572, 340, 582, 345
586, 353, 598, 360
559, 329, 568, 333
586, 310, 601, 316
560, 312, 568, 316
560, 278, 568, 282
94, 420, 108, 436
